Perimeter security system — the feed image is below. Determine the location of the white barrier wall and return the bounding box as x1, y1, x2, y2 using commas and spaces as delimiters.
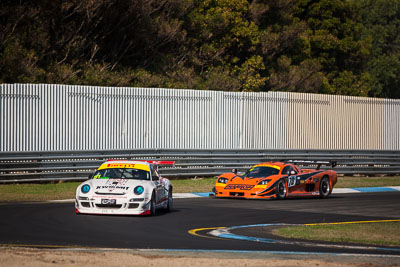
1, 84, 399, 151
286, 93, 387, 149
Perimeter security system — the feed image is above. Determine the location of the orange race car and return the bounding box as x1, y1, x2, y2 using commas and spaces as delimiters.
213, 161, 337, 200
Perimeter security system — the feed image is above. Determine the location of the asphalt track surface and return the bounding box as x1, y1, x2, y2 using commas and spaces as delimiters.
0, 192, 399, 257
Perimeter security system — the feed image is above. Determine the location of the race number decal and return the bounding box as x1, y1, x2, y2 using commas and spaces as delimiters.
288, 176, 297, 187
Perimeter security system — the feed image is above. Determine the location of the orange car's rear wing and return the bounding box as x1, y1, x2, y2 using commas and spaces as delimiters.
286, 160, 337, 170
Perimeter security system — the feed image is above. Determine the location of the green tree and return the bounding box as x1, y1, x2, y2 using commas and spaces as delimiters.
292, 0, 371, 96
358, 0, 400, 98
186, 0, 262, 90
1, 0, 399, 98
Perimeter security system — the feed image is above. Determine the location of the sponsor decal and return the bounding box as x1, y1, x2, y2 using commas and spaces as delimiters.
93, 195, 127, 199
106, 179, 128, 186
96, 185, 130, 190
224, 184, 254, 190
91, 179, 131, 192
98, 163, 150, 171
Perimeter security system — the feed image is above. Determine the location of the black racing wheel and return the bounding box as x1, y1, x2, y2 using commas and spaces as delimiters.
319, 176, 331, 198
276, 179, 287, 200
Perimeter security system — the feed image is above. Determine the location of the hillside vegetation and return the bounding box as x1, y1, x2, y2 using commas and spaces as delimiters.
1, 0, 399, 98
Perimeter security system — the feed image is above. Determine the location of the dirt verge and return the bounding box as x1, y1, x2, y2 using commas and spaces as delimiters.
0, 247, 396, 267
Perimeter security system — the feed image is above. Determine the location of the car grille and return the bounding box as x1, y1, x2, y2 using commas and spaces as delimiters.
95, 192, 125, 195
81, 202, 91, 208
95, 204, 122, 209
229, 192, 244, 197
128, 203, 139, 209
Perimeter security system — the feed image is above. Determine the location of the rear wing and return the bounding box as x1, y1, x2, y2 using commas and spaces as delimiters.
286, 160, 337, 170
140, 160, 175, 166
138, 160, 175, 172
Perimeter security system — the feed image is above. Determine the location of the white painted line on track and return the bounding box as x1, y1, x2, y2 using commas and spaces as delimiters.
173, 193, 205, 199
332, 188, 359, 194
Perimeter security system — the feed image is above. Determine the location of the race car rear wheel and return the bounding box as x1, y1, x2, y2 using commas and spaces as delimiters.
319, 176, 331, 198
166, 186, 173, 212
276, 179, 287, 200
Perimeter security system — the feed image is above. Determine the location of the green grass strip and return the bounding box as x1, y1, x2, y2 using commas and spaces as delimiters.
0, 178, 217, 202
0, 176, 399, 203
273, 221, 400, 247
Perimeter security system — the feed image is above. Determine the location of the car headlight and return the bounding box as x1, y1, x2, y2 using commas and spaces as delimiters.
218, 177, 229, 184
81, 184, 90, 193
134, 186, 144, 195
258, 179, 271, 185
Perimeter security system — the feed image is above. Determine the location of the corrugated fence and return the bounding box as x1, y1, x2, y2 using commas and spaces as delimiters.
1, 83, 400, 151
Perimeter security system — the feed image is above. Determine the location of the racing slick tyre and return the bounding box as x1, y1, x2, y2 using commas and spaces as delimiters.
166, 187, 173, 212
150, 193, 156, 216
319, 176, 331, 198
276, 179, 287, 200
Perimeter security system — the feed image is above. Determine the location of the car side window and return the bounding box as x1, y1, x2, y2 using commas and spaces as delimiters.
291, 165, 299, 174
282, 165, 294, 175
151, 166, 160, 181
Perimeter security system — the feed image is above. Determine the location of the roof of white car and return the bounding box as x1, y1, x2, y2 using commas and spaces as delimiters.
105, 160, 151, 166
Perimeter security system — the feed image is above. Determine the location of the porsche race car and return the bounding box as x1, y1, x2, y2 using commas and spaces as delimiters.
75, 160, 174, 215
213, 161, 337, 200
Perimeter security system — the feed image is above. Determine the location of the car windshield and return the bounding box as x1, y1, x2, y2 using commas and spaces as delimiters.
92, 168, 150, 180
244, 166, 280, 178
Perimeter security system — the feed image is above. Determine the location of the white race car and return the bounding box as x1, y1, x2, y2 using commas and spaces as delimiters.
75, 160, 174, 215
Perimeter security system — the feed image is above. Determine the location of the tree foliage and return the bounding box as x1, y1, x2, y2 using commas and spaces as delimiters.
0, 0, 399, 98
358, 0, 400, 98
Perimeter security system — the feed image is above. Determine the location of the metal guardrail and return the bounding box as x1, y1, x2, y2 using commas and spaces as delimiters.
0, 149, 400, 183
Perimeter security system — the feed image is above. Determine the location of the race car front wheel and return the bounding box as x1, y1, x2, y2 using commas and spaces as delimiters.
319, 176, 331, 198
150, 193, 156, 216
276, 179, 287, 200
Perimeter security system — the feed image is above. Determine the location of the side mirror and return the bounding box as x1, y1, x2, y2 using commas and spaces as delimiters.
152, 176, 159, 181
232, 168, 238, 174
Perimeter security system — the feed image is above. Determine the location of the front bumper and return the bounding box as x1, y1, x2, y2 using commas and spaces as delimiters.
214, 181, 279, 199
214, 191, 276, 199
214, 188, 276, 199
75, 194, 151, 215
